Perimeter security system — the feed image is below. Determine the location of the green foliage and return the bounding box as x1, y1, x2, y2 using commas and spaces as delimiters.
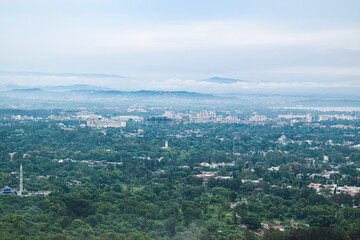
0, 117, 359, 239
242, 214, 261, 230
262, 227, 350, 240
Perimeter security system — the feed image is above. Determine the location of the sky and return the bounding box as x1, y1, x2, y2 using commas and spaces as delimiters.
0, 0, 360, 95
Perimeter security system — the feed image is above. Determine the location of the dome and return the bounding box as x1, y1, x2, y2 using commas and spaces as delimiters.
3, 187, 13, 194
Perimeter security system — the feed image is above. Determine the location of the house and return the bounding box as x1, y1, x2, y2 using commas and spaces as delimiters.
309, 171, 340, 179
335, 185, 360, 196
193, 172, 218, 181
307, 183, 321, 192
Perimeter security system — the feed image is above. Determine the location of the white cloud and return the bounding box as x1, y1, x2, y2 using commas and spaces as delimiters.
2, 20, 360, 57
1, 74, 359, 95
270, 66, 360, 76
81, 21, 360, 54
145, 78, 357, 94
0, 75, 136, 90
1, 19, 360, 90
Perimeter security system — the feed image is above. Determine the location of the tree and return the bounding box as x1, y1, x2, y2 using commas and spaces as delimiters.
244, 229, 257, 240
165, 217, 177, 237
242, 214, 261, 230
181, 201, 202, 226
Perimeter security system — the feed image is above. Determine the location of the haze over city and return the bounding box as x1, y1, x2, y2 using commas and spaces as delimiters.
1, 0, 360, 96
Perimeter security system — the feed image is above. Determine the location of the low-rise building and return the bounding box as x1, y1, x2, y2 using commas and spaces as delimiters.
193, 172, 218, 181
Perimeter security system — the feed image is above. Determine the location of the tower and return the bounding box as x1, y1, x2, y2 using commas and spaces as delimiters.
20, 163, 23, 195
162, 140, 169, 149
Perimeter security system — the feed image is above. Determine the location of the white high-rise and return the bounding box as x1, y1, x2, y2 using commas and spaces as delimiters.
162, 141, 169, 149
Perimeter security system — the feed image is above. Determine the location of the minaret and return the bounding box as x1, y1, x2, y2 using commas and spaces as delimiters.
20, 163, 23, 196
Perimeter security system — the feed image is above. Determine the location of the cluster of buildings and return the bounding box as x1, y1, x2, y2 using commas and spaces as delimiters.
245, 113, 358, 124
319, 114, 358, 121
6, 109, 359, 129
190, 161, 237, 181
57, 158, 123, 168
309, 170, 342, 180
192, 172, 233, 181
277, 114, 313, 123
160, 111, 242, 124
307, 183, 360, 197
249, 115, 267, 122
11, 115, 40, 121
66, 179, 82, 187
8, 111, 141, 129
158, 111, 359, 125
86, 114, 146, 128
265, 161, 360, 197
1, 186, 51, 197
272, 132, 359, 150
127, 105, 147, 113
189, 111, 240, 123
199, 161, 236, 168
87, 118, 127, 128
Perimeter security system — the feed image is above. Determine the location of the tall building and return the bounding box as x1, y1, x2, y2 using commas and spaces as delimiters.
162, 140, 169, 149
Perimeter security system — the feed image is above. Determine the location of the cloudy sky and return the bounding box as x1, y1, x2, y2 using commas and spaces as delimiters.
0, 0, 360, 95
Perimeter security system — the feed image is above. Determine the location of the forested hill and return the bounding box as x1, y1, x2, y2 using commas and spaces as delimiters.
0, 89, 229, 109
7, 88, 218, 99
68, 90, 218, 99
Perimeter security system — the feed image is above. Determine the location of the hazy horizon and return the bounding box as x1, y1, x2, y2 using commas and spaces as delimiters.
1, 0, 360, 96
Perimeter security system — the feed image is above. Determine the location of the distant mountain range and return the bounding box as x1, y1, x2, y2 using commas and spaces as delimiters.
200, 77, 247, 84
45, 84, 111, 91
0, 70, 125, 78
68, 90, 219, 99
10, 88, 44, 92
6, 88, 220, 99
6, 84, 111, 92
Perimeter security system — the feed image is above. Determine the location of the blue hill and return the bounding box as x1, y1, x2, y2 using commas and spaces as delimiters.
201, 77, 247, 84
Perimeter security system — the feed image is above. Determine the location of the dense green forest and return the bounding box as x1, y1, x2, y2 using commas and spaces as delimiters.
1, 116, 360, 239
